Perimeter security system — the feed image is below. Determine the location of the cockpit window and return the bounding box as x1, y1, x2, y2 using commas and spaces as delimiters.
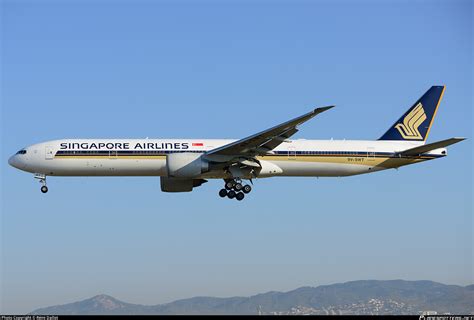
16, 150, 27, 155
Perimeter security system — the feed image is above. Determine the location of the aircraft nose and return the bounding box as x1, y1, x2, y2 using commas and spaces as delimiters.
8, 154, 22, 169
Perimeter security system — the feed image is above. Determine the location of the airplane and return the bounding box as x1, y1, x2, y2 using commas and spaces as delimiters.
8, 85, 465, 201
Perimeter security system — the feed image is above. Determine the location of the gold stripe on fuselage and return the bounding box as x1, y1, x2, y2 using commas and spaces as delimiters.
258, 155, 429, 169
55, 154, 433, 169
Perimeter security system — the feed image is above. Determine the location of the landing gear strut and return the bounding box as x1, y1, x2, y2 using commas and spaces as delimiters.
219, 178, 252, 201
35, 173, 48, 193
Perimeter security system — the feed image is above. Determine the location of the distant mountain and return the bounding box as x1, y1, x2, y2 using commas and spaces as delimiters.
30, 280, 474, 315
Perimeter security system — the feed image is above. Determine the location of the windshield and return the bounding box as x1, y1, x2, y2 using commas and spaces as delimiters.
16, 149, 27, 155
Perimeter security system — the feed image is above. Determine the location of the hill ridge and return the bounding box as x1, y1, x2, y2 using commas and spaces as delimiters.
30, 280, 474, 315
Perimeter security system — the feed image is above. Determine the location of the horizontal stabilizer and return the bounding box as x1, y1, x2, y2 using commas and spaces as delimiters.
399, 137, 466, 156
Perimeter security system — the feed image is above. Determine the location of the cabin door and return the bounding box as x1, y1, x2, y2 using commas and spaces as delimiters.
288, 146, 296, 160
367, 147, 376, 162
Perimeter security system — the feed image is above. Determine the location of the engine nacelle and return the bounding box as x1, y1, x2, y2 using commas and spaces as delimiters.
160, 177, 207, 192
166, 153, 209, 178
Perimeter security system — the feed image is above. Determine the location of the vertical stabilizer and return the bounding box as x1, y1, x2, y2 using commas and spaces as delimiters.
379, 86, 445, 142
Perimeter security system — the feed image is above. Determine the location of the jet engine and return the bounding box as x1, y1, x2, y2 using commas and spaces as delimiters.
160, 177, 207, 192
166, 153, 209, 178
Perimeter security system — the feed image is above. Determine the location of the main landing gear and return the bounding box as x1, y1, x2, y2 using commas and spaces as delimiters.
219, 179, 252, 201
35, 173, 48, 193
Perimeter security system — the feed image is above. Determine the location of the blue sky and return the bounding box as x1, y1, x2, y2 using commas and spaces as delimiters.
1, 0, 472, 314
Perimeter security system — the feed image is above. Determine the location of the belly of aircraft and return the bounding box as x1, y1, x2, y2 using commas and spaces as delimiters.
270, 160, 382, 177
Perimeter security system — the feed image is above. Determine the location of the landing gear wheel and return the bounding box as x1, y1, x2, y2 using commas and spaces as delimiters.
234, 183, 243, 191
236, 192, 245, 201
243, 185, 252, 194
41, 186, 48, 193
227, 190, 236, 199
225, 181, 235, 190
219, 189, 228, 198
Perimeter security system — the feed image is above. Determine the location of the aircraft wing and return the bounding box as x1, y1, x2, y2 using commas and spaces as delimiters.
204, 106, 334, 161
399, 137, 466, 156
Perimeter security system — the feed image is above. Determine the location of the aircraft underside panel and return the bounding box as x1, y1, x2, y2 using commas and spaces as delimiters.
268, 160, 382, 177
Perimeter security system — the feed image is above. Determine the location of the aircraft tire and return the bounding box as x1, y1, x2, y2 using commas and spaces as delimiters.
243, 185, 252, 194
227, 190, 236, 199
236, 192, 245, 201
41, 186, 48, 193
219, 189, 227, 197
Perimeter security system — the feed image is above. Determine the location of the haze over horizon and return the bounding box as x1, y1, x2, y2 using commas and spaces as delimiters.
1, 0, 472, 314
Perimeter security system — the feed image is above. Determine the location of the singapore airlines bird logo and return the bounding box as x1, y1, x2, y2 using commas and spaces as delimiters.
395, 103, 427, 139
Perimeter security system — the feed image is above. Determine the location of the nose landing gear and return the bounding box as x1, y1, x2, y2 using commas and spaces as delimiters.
34, 173, 48, 193
219, 179, 252, 201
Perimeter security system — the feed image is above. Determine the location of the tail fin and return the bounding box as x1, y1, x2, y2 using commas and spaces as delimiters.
379, 86, 446, 142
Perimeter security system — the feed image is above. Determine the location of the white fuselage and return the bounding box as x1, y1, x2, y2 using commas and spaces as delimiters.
8, 139, 446, 179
